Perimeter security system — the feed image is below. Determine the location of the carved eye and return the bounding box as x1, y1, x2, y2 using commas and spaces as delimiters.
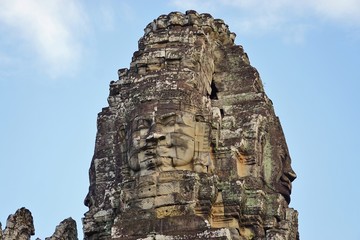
195, 115, 205, 122
135, 119, 151, 131
161, 115, 177, 126
165, 118, 176, 126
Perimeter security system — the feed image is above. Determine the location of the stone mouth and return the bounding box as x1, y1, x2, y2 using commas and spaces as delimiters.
279, 175, 292, 203
280, 175, 292, 192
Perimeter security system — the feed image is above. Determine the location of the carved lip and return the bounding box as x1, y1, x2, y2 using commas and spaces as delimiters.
279, 176, 292, 204
141, 156, 156, 161
280, 175, 292, 193
138, 146, 157, 163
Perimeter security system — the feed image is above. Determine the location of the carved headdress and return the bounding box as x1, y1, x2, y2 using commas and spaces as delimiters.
84, 10, 298, 240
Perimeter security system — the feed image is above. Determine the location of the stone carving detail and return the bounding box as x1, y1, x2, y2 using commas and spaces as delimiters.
2, 207, 34, 240
83, 10, 298, 240
45, 218, 78, 240
1, 208, 78, 240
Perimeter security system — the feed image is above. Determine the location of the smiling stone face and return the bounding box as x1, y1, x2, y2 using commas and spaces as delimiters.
126, 101, 212, 175
233, 115, 297, 204
84, 11, 298, 240
264, 143, 297, 204
276, 152, 297, 202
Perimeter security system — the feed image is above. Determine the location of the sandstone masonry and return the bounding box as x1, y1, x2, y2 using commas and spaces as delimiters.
1, 10, 298, 240
83, 10, 298, 240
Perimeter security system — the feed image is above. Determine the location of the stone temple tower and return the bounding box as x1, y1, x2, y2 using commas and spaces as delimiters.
83, 10, 299, 240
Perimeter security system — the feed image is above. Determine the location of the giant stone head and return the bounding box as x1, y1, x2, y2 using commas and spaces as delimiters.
83, 10, 298, 240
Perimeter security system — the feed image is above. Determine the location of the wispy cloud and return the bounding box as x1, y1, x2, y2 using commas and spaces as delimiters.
170, 0, 217, 13
0, 0, 88, 78
170, 0, 360, 43
310, 0, 360, 24
99, 4, 116, 31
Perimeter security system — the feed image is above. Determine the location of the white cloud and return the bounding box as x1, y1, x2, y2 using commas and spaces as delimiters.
99, 4, 115, 31
169, 0, 360, 42
309, 0, 360, 24
0, 0, 88, 78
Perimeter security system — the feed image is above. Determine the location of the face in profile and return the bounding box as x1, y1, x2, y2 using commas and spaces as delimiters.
274, 152, 297, 203
263, 144, 297, 204
126, 105, 197, 174
236, 118, 296, 204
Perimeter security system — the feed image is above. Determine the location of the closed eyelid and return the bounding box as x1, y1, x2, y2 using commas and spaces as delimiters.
157, 112, 176, 123
161, 116, 177, 125
134, 118, 152, 130
158, 112, 176, 119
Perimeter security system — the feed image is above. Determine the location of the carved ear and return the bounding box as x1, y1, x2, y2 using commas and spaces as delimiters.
194, 115, 213, 173
211, 107, 222, 148
194, 116, 211, 155
119, 124, 126, 141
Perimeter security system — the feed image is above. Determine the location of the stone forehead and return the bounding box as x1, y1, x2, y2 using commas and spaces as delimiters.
126, 99, 210, 120
110, 10, 238, 106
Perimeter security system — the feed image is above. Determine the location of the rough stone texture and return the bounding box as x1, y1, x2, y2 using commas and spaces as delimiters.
45, 217, 78, 240
83, 10, 299, 240
1, 208, 78, 240
2, 207, 35, 240
0, 222, 3, 239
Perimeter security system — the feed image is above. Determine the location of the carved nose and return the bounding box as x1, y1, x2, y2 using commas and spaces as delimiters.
285, 169, 297, 182
146, 132, 165, 142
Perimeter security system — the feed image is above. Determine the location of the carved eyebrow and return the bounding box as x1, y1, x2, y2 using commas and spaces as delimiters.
157, 112, 186, 126
132, 115, 152, 122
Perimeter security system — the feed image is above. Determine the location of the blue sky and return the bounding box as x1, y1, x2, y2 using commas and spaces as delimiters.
1, 1, 359, 239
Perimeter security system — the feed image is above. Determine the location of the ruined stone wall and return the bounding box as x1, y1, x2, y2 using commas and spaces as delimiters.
83, 11, 298, 240
1, 208, 34, 240
0, 208, 77, 240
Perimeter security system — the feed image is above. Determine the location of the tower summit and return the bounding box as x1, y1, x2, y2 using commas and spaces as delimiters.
83, 10, 298, 240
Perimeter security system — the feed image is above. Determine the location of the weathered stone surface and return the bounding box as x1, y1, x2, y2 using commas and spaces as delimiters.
45, 217, 78, 240
0, 222, 3, 239
1, 208, 78, 240
2, 207, 35, 240
84, 10, 298, 239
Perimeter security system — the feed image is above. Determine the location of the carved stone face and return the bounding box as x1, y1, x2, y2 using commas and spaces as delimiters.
274, 152, 297, 203
126, 103, 198, 174
235, 117, 296, 204
263, 144, 297, 203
